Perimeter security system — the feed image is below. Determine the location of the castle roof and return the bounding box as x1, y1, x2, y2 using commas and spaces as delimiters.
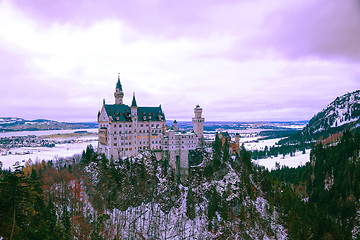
104, 104, 165, 122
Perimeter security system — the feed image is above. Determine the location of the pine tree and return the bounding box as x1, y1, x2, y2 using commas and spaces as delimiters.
212, 133, 222, 172
186, 188, 196, 220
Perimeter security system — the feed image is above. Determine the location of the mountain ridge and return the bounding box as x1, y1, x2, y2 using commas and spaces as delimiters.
282, 90, 360, 143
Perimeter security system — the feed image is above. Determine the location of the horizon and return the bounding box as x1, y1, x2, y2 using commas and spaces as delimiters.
1, 0, 360, 122
0, 116, 310, 124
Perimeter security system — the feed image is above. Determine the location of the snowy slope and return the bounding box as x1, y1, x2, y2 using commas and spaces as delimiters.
303, 90, 360, 135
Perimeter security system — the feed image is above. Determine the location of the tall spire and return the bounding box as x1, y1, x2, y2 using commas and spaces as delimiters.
131, 92, 137, 107
116, 73, 122, 91
114, 73, 124, 105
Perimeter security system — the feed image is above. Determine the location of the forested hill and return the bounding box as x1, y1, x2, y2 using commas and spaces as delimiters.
272, 130, 360, 239
283, 90, 360, 144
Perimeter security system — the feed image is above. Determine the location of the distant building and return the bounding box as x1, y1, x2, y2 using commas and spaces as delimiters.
218, 132, 240, 154
97, 75, 205, 174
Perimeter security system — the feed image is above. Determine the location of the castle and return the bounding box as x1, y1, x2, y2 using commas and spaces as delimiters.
97, 75, 205, 174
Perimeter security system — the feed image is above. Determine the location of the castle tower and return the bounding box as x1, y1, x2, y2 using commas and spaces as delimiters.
192, 105, 205, 144
114, 73, 124, 105
235, 133, 240, 153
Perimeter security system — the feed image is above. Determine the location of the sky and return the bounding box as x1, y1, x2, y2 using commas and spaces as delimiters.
0, 0, 359, 122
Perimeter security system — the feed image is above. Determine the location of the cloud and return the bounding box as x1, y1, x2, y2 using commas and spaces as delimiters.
254, 0, 360, 61
0, 0, 359, 122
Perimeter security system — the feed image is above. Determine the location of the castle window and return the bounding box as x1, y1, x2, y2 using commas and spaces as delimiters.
129, 137, 131, 140
114, 125, 116, 127
114, 143, 117, 146
126, 148, 128, 151
137, 136, 140, 139
141, 124, 143, 127
129, 131, 131, 133
114, 137, 117, 140
129, 125, 131, 128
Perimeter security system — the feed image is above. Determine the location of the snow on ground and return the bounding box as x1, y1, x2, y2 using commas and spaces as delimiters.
253, 149, 311, 171
0, 140, 97, 170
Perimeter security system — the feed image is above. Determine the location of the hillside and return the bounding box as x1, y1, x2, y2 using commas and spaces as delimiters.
0, 143, 288, 239
0, 117, 97, 132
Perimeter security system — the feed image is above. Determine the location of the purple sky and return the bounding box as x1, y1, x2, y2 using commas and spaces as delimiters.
0, 0, 359, 122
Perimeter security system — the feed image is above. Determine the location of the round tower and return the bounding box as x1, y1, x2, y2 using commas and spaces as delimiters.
114, 73, 124, 105
192, 105, 205, 144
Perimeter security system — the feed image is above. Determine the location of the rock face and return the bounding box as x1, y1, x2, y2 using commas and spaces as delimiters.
303, 90, 360, 136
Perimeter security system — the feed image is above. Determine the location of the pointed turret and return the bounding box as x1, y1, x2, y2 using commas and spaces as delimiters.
131, 92, 137, 107
131, 92, 138, 119
116, 74, 123, 91
173, 120, 178, 131
114, 73, 124, 105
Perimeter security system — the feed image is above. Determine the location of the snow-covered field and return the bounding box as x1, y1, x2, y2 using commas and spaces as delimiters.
0, 138, 97, 170
253, 149, 311, 171
241, 137, 311, 170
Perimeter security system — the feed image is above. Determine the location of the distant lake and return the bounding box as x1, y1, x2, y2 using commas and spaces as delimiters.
0, 128, 98, 138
